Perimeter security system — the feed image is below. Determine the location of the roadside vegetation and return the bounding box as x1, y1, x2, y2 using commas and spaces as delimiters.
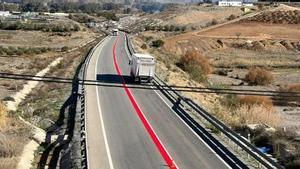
0, 102, 31, 169
0, 46, 51, 56
130, 4, 300, 167
245, 67, 274, 85
0, 21, 80, 32
178, 50, 212, 82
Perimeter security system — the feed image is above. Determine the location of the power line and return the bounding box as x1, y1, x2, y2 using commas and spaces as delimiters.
0, 72, 299, 98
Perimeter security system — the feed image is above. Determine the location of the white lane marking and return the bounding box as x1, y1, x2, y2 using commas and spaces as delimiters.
119, 33, 179, 168
120, 32, 231, 168
94, 38, 115, 169
151, 86, 234, 169
85, 36, 109, 169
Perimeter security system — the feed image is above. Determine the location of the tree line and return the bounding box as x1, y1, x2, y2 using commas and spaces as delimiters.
1, 1, 122, 13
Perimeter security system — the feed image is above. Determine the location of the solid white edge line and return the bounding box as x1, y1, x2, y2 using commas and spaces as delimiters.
151, 87, 235, 169
121, 31, 234, 169
85, 36, 109, 169
93, 37, 115, 169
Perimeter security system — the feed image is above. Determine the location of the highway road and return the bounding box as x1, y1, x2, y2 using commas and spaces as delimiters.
84, 33, 246, 169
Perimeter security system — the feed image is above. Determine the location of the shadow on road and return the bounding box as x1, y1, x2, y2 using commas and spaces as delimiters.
96, 74, 134, 84
156, 84, 249, 169
37, 47, 93, 169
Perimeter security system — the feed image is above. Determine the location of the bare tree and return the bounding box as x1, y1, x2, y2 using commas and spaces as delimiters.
235, 32, 241, 40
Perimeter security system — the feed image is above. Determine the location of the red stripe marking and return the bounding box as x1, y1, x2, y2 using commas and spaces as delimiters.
112, 35, 176, 169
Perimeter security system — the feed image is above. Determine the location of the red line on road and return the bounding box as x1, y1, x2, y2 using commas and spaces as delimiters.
112, 35, 176, 169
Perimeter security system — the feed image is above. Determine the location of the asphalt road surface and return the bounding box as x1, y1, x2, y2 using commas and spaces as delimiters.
84, 33, 243, 169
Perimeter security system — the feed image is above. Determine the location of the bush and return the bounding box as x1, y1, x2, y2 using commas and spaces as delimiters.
211, 19, 218, 25
228, 14, 238, 20
245, 67, 273, 85
61, 46, 69, 52
180, 50, 212, 75
181, 26, 187, 32
178, 50, 212, 82
163, 25, 170, 31
151, 39, 164, 48
185, 64, 208, 82
141, 43, 147, 50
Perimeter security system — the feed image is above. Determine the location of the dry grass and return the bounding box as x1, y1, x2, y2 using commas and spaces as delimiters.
220, 95, 280, 127
245, 67, 274, 85
0, 157, 18, 169
234, 104, 281, 127
196, 22, 300, 40
238, 96, 273, 110
0, 102, 7, 130
0, 136, 23, 158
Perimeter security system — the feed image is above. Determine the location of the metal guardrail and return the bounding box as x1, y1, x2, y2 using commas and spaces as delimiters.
77, 37, 108, 169
124, 33, 283, 169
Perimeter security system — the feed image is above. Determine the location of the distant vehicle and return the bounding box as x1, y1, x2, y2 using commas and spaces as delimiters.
129, 53, 155, 83
112, 28, 118, 36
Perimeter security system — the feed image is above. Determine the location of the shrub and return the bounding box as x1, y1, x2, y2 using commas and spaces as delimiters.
180, 50, 212, 75
175, 26, 181, 31
141, 43, 147, 50
185, 64, 208, 82
152, 39, 164, 48
181, 26, 187, 32
74, 24, 81, 31
228, 14, 238, 20
61, 46, 69, 52
211, 19, 218, 25
178, 50, 212, 82
163, 25, 170, 31
245, 67, 273, 85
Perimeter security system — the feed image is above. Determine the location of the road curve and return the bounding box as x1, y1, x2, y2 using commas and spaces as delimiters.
84, 33, 243, 169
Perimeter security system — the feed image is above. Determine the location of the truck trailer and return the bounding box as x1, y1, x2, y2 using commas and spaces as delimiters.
129, 53, 155, 83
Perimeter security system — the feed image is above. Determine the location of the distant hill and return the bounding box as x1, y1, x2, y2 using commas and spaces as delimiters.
2, 0, 203, 4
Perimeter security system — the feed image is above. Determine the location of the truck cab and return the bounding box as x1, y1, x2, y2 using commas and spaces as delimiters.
112, 28, 118, 36
129, 53, 155, 83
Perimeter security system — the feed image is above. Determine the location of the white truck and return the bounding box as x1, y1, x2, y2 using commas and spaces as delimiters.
129, 53, 155, 83
112, 28, 118, 36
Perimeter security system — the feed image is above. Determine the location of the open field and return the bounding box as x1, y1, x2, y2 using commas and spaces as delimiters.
0, 11, 104, 168
197, 22, 300, 40
120, 5, 249, 33
150, 5, 245, 26
134, 4, 300, 141
0, 30, 97, 49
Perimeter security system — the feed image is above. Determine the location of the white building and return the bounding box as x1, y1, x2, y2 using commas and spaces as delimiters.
218, 0, 255, 6
218, 1, 242, 6
0, 11, 10, 17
